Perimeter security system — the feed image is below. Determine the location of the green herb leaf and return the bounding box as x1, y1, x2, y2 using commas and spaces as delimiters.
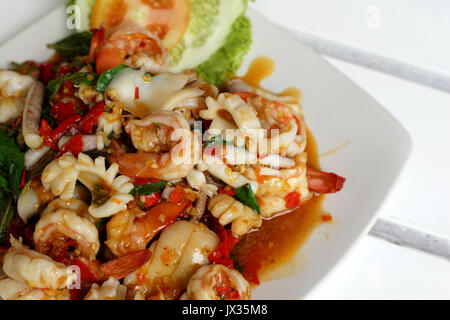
234, 183, 260, 214
130, 180, 167, 197
46, 78, 64, 99
0, 128, 25, 244
47, 31, 93, 58
69, 71, 97, 86
95, 65, 129, 94
0, 128, 25, 201
47, 71, 97, 99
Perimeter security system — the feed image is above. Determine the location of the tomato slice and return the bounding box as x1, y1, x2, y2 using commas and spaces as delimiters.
91, 0, 190, 49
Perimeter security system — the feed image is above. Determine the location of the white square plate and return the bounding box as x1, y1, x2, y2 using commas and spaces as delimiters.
0, 6, 412, 299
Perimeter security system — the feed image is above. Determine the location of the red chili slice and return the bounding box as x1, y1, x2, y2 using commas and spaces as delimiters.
169, 185, 185, 203
56, 134, 84, 158
284, 191, 301, 209
142, 192, 161, 208
79, 101, 105, 134
218, 187, 235, 196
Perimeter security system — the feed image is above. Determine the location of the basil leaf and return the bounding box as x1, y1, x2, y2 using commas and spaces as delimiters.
46, 77, 64, 98
0, 128, 25, 201
47, 31, 93, 58
69, 71, 97, 86
95, 65, 129, 94
234, 184, 261, 215
130, 180, 167, 197
0, 128, 25, 244
47, 71, 97, 98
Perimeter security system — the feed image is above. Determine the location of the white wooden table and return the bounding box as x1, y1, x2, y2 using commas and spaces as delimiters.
1, 0, 449, 299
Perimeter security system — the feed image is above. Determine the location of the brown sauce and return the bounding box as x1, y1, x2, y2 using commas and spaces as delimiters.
279, 87, 302, 103
231, 58, 331, 284
241, 56, 275, 87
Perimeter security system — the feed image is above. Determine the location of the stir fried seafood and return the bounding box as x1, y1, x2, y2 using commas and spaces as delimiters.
0, 26, 344, 301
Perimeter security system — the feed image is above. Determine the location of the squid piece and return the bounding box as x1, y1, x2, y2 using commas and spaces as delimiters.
41, 153, 79, 201
124, 221, 219, 299
107, 69, 189, 117
186, 169, 218, 197
200, 93, 261, 134
76, 153, 134, 218
22, 81, 44, 149
208, 194, 262, 237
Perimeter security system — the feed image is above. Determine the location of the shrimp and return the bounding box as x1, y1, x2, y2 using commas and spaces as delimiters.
33, 198, 100, 262
307, 167, 346, 194
181, 264, 250, 300
208, 194, 262, 237
234, 92, 307, 157
0, 278, 70, 300
105, 200, 188, 256
243, 153, 310, 218
0, 70, 34, 124
1, 237, 76, 290
84, 277, 127, 300
108, 111, 201, 180
96, 27, 168, 75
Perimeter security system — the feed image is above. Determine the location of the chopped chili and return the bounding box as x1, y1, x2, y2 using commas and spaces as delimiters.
284, 191, 301, 209
141, 192, 161, 208
135, 86, 140, 99
20, 169, 27, 189
218, 187, 235, 196
207, 215, 240, 269
50, 101, 77, 122
134, 178, 161, 185
169, 185, 185, 203
56, 134, 83, 157
79, 101, 105, 134
44, 114, 82, 149
40, 62, 55, 85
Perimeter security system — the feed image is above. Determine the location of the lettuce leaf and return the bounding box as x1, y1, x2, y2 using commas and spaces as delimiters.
195, 14, 252, 87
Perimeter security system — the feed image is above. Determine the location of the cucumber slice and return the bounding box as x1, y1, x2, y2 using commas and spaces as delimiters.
67, 0, 96, 31
168, 0, 248, 73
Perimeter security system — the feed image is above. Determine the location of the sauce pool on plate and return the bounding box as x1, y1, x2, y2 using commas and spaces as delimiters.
231, 56, 332, 284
